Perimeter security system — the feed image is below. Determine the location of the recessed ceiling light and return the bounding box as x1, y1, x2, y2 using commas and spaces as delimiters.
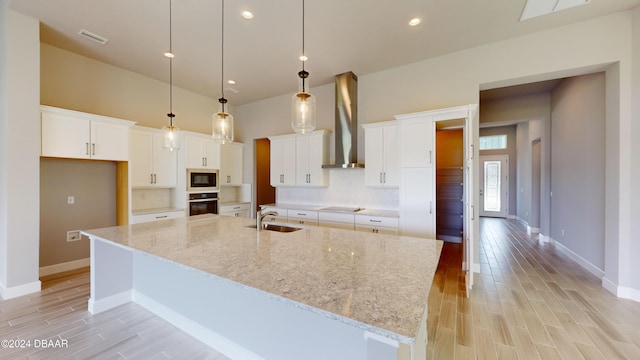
241, 10, 254, 19
409, 17, 422, 26
163, 52, 174, 58
227, 80, 236, 85
299, 55, 308, 62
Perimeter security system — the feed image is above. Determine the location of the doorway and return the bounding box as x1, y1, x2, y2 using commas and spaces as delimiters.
435, 127, 464, 243
254, 138, 275, 214
479, 155, 509, 218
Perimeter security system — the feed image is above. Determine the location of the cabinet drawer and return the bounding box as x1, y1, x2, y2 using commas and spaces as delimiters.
355, 215, 399, 228
288, 218, 319, 226
132, 210, 184, 224
220, 203, 250, 214
287, 209, 319, 220
355, 225, 398, 235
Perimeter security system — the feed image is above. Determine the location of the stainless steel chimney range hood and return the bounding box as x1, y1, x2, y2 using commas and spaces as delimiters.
322, 71, 365, 169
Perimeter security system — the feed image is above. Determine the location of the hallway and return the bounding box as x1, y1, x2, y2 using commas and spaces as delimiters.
427, 218, 640, 359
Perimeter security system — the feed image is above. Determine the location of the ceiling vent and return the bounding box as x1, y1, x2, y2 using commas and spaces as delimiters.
77, 29, 109, 45
520, 0, 590, 21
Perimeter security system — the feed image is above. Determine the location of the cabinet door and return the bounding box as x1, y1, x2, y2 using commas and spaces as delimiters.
270, 140, 285, 186
306, 134, 328, 186
185, 136, 206, 169
270, 138, 296, 186
400, 118, 434, 168
152, 133, 177, 187
90, 121, 130, 161
130, 130, 154, 187
382, 125, 400, 186
364, 127, 385, 186
295, 137, 310, 184
400, 167, 435, 238
221, 143, 243, 185
41, 112, 91, 159
203, 140, 220, 170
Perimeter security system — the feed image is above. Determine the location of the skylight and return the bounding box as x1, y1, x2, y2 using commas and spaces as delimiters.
520, 0, 590, 21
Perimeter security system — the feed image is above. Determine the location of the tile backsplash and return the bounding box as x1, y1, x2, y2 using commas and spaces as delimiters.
132, 188, 171, 211
276, 169, 399, 210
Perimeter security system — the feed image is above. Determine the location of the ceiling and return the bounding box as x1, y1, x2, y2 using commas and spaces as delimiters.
8, 0, 640, 105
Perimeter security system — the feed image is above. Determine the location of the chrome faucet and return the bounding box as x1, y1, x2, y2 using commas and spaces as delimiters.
257, 210, 278, 230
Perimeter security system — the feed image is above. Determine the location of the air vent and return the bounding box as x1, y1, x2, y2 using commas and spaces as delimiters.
77, 29, 109, 45
224, 87, 240, 95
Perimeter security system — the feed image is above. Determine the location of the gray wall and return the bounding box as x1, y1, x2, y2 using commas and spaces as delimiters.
40, 159, 116, 267
479, 125, 517, 217
550, 73, 605, 270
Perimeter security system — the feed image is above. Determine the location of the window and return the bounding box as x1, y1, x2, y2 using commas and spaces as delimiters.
479, 135, 507, 150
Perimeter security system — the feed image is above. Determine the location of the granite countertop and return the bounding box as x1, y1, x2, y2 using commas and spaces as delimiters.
83, 215, 441, 342
261, 203, 400, 218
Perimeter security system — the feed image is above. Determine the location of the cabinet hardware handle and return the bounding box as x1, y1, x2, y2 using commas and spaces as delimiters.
383, 172, 386, 183
369, 219, 382, 223
470, 144, 474, 159
155, 215, 168, 219
380, 172, 383, 184
429, 150, 432, 164
92, 143, 96, 155
86, 143, 89, 155
150, 174, 154, 184
154, 174, 157, 184
234, 213, 238, 217
429, 201, 433, 214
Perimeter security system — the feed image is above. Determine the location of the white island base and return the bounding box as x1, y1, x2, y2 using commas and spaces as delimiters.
84, 216, 440, 360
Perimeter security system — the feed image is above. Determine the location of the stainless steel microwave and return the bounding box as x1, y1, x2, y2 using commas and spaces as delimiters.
187, 169, 219, 192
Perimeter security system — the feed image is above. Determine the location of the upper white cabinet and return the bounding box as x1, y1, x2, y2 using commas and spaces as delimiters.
185, 133, 220, 170
362, 121, 399, 187
41, 105, 135, 161
295, 130, 330, 186
220, 142, 244, 186
396, 114, 434, 168
130, 127, 177, 188
270, 130, 330, 187
270, 137, 296, 186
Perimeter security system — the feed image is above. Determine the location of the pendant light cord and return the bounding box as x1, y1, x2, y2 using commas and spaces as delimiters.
300, 0, 307, 92
220, 0, 226, 112
168, 0, 175, 126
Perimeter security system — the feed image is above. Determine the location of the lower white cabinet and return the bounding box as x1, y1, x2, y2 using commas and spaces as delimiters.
355, 214, 399, 235
220, 203, 251, 218
318, 212, 355, 230
287, 209, 319, 226
131, 209, 184, 224
400, 167, 435, 238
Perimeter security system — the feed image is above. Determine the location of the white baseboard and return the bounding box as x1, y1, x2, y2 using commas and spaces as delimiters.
39, 257, 90, 277
551, 239, 605, 279
527, 226, 540, 235
538, 233, 551, 243
88, 290, 132, 314
507, 215, 517, 220
472, 263, 481, 274
0, 280, 41, 300
602, 277, 640, 302
133, 291, 265, 360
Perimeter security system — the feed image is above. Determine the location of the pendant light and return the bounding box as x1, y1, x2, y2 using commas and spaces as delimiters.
291, 0, 316, 134
212, 0, 234, 143
161, 0, 180, 151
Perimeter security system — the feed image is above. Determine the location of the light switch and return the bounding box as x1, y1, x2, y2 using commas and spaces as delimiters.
67, 196, 75, 204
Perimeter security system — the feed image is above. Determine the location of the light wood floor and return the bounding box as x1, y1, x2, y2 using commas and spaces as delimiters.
427, 217, 640, 360
0, 268, 229, 360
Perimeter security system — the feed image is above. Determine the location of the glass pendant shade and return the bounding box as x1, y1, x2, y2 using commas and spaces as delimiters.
291, 71, 316, 134
161, 114, 180, 151
212, 99, 234, 143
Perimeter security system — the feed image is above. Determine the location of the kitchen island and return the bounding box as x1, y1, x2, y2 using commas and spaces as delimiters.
82, 215, 442, 360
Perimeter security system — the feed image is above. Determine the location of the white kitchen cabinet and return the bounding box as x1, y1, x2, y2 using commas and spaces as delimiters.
220, 142, 244, 186
362, 121, 399, 187
130, 127, 177, 188
400, 167, 435, 238
355, 214, 399, 235
269, 130, 330, 187
185, 133, 220, 170
220, 203, 251, 218
41, 105, 135, 161
318, 212, 355, 230
131, 209, 184, 224
287, 209, 319, 226
295, 130, 330, 186
269, 137, 296, 186
396, 115, 434, 168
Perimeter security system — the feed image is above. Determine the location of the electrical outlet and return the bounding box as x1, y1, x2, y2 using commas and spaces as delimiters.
561, 229, 565, 237
67, 196, 75, 204
67, 230, 81, 242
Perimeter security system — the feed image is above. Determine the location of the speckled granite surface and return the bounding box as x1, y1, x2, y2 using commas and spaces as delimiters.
83, 214, 442, 341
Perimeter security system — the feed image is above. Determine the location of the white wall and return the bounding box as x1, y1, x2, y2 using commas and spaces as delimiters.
550, 73, 606, 271
0, 7, 41, 299
236, 11, 637, 296
629, 6, 640, 294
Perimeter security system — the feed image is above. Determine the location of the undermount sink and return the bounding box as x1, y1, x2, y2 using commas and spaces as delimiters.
245, 223, 303, 233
